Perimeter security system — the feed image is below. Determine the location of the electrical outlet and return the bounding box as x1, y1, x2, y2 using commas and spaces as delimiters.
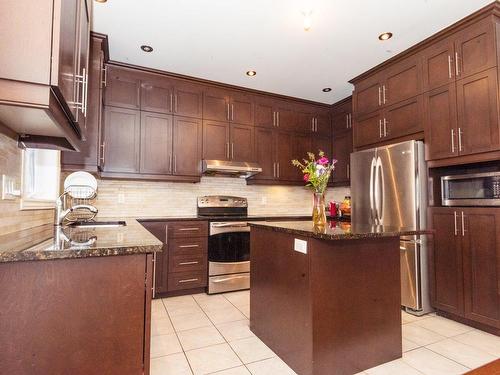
2, 175, 20, 200
294, 239, 308, 254
118, 193, 125, 204
261, 196, 267, 204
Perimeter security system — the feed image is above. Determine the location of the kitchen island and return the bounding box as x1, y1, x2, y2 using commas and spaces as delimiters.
249, 220, 431, 375
0, 219, 162, 375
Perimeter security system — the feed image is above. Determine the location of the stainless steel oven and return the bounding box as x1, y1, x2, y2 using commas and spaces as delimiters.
442, 171, 500, 206
208, 221, 250, 294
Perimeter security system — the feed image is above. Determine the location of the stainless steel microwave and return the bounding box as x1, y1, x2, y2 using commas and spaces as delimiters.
441, 171, 500, 206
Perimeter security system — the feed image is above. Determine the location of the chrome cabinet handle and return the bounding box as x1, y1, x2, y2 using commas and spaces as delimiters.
448, 55, 453, 79
277, 111, 280, 127
178, 227, 200, 231
179, 244, 199, 248
378, 86, 382, 106
277, 162, 280, 178
226, 142, 230, 159
273, 111, 276, 127
100, 142, 105, 166
178, 278, 199, 283
458, 128, 463, 152
179, 261, 199, 266
455, 52, 460, 76
152, 252, 157, 298
102, 65, 107, 87
451, 129, 455, 153
383, 85, 387, 104
174, 155, 177, 173
349, 113, 352, 128
273, 162, 276, 178
346, 114, 349, 129
312, 118, 315, 132
168, 155, 172, 173
226, 103, 230, 120
379, 119, 383, 138
170, 93, 174, 112
453, 211, 458, 236
83, 68, 88, 117
383, 118, 387, 137
231, 104, 234, 121
175, 94, 178, 112
165, 224, 169, 245
461, 211, 465, 236
231, 143, 234, 159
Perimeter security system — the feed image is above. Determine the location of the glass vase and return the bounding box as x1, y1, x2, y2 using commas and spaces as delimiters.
312, 192, 327, 228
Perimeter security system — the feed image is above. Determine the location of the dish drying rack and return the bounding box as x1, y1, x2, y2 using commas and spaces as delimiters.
59, 185, 98, 223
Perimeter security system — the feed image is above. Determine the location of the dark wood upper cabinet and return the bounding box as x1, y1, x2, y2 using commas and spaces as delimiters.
274, 101, 296, 132
383, 95, 423, 141
332, 98, 353, 135
203, 87, 230, 122
296, 107, 315, 134
429, 208, 464, 316
312, 136, 332, 159
140, 76, 173, 114
423, 83, 458, 161
230, 91, 254, 125
332, 132, 352, 186
140, 112, 173, 175
253, 127, 275, 180
102, 106, 141, 173
230, 123, 254, 162
75, 0, 90, 127
173, 116, 202, 176
292, 134, 312, 180
352, 75, 384, 117
462, 209, 500, 329
384, 55, 421, 106
353, 112, 381, 149
456, 68, 499, 156
254, 97, 275, 128
202, 120, 229, 161
422, 38, 456, 91
174, 81, 203, 118
315, 108, 332, 136
104, 66, 141, 109
275, 131, 295, 181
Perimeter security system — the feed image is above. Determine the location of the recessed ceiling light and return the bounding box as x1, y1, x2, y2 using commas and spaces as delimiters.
95, 0, 107, 2
322, 88, 332, 92
246, 70, 257, 77
378, 32, 393, 41
140, 45, 153, 53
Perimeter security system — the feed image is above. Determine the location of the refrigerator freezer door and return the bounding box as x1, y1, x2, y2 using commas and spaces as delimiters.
350, 148, 377, 225
375, 141, 417, 228
400, 240, 420, 310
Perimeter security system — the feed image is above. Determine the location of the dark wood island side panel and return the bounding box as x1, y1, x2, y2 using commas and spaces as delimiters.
250, 227, 402, 375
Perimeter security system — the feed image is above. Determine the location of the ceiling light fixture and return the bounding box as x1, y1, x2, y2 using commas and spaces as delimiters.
140, 45, 153, 53
94, 0, 107, 3
302, 10, 313, 31
378, 32, 393, 41
322, 88, 332, 92
246, 70, 257, 77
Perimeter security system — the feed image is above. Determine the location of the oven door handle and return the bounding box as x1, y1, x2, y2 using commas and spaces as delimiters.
211, 223, 248, 228
211, 275, 249, 283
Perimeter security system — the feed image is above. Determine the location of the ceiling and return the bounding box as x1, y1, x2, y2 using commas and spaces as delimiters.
92, 0, 492, 104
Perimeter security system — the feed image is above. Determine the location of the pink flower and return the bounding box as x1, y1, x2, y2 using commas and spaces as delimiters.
317, 157, 329, 165
303, 174, 310, 182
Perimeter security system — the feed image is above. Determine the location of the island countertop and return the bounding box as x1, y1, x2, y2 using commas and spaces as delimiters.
249, 220, 432, 241
0, 219, 162, 263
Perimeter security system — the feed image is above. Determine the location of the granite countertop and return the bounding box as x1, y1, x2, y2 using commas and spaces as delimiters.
249, 220, 433, 241
137, 214, 351, 222
0, 219, 162, 263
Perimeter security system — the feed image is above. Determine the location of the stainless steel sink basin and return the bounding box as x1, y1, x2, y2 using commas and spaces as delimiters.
69, 221, 127, 228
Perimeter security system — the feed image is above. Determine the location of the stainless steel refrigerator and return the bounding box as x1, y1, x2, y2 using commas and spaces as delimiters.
350, 140, 432, 315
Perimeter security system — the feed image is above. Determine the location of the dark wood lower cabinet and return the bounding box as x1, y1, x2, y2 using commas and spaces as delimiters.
0, 254, 153, 375
141, 220, 208, 298
429, 207, 500, 333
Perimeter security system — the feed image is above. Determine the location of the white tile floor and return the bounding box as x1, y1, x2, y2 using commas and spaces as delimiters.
150, 290, 500, 375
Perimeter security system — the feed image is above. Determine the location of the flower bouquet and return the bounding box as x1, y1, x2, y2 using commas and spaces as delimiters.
292, 150, 337, 227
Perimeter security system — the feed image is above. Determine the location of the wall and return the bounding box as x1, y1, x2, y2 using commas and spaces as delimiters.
92, 176, 351, 218
0, 133, 54, 235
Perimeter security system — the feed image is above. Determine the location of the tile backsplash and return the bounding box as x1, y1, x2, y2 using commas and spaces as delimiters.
92, 176, 350, 218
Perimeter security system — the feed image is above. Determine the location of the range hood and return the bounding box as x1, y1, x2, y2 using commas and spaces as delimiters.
202, 160, 262, 178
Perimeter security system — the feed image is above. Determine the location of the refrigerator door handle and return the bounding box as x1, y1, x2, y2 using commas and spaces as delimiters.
369, 157, 377, 224
375, 156, 385, 224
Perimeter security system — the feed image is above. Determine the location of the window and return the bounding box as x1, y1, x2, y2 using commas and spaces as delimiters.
21, 148, 60, 210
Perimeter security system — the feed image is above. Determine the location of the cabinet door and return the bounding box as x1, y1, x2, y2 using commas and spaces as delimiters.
275, 132, 295, 181
384, 56, 421, 106
102, 106, 140, 173
383, 95, 423, 140
253, 127, 275, 180
275, 101, 296, 132
140, 76, 173, 114
202, 120, 229, 160
423, 83, 458, 161
353, 75, 383, 116
140, 112, 173, 175
429, 208, 464, 315
55, 0, 79, 120
140, 221, 169, 295
203, 88, 229, 122
292, 134, 312, 181
315, 109, 332, 137
75, 0, 90, 126
104, 66, 141, 109
230, 91, 254, 125
455, 18, 496, 80
456, 68, 500, 156
332, 131, 352, 185
230, 124, 254, 162
296, 107, 314, 134
353, 112, 381, 148
462, 209, 500, 328
422, 38, 456, 91
332, 100, 352, 134
254, 97, 275, 128
173, 116, 202, 176
173, 81, 203, 118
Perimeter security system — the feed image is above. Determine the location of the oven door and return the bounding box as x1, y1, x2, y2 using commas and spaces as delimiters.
209, 222, 250, 275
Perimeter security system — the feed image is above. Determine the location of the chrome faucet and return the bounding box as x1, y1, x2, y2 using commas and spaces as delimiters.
54, 192, 98, 226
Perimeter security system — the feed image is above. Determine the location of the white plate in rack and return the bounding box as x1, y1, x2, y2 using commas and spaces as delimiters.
64, 171, 98, 199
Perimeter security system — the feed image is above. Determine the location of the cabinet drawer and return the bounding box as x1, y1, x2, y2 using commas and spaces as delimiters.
168, 270, 207, 291
169, 253, 207, 273
168, 221, 208, 238
169, 238, 207, 255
